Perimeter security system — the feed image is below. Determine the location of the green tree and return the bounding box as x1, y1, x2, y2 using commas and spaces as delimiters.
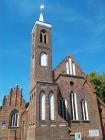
87, 72, 105, 103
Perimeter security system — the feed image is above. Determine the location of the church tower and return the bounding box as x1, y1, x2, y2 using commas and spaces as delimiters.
30, 4, 53, 91
28, 3, 58, 140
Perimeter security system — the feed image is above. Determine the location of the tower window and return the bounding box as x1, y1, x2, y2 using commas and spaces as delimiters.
40, 52, 48, 66
81, 100, 89, 121
40, 29, 47, 44
40, 33, 43, 42
10, 110, 19, 127
44, 34, 46, 44
70, 92, 78, 120
49, 92, 55, 121
66, 58, 76, 76
39, 91, 46, 121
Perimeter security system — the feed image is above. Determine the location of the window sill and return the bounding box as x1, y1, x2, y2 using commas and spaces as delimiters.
59, 123, 67, 127
40, 123, 47, 127
82, 120, 90, 123
71, 120, 80, 123
39, 120, 47, 124
49, 120, 55, 123
40, 65, 48, 67
8, 126, 19, 129
50, 124, 56, 127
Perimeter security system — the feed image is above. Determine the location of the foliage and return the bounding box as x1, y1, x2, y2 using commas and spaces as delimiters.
87, 72, 105, 103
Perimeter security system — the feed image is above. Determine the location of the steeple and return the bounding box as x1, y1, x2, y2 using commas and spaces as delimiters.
32, 1, 51, 34
39, 2, 45, 22
30, 1, 53, 90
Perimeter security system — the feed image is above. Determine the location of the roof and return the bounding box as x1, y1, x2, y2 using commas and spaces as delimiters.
53, 54, 85, 81
97, 97, 105, 108
54, 54, 84, 72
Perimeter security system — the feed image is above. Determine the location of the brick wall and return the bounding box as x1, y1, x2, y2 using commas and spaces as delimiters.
97, 98, 105, 139
0, 85, 27, 140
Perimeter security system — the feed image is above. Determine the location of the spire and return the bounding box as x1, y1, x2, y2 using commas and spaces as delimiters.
39, 1, 45, 22
32, 1, 51, 34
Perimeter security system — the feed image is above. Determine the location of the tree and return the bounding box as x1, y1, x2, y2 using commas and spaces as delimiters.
87, 72, 105, 103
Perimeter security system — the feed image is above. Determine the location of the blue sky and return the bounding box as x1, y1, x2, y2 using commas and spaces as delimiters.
0, 0, 105, 105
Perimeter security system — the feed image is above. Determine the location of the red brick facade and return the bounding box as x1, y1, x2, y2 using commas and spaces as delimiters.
0, 14, 105, 140
0, 85, 27, 140
97, 98, 105, 139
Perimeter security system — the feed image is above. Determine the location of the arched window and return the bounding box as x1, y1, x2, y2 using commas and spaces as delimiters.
59, 98, 68, 120
10, 110, 19, 127
72, 63, 76, 75
49, 92, 55, 120
81, 100, 89, 120
44, 34, 46, 44
66, 61, 69, 75
39, 91, 46, 121
40, 33, 43, 42
70, 92, 78, 120
40, 29, 47, 44
40, 52, 48, 66
66, 58, 76, 76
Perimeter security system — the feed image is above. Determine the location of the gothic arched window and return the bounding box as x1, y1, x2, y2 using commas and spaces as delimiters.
40, 52, 48, 66
81, 99, 89, 121
59, 98, 68, 120
66, 58, 76, 76
39, 91, 46, 121
49, 92, 55, 121
10, 110, 19, 127
44, 34, 47, 44
40, 33, 43, 42
40, 29, 47, 44
72, 63, 76, 75
70, 92, 78, 120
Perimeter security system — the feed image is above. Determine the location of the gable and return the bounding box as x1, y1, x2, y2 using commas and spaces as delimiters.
54, 54, 85, 81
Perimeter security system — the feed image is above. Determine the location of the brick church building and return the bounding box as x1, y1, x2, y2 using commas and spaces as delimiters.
0, 3, 105, 140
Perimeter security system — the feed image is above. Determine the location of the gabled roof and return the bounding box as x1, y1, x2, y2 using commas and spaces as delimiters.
54, 54, 85, 81
1, 84, 27, 108
54, 54, 74, 71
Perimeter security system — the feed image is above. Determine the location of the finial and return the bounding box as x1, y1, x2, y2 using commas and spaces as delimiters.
39, 1, 45, 22
16, 83, 18, 88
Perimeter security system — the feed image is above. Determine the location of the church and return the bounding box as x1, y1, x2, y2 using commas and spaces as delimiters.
0, 3, 105, 140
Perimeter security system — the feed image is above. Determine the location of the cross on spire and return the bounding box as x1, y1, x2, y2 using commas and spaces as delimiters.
39, 0, 45, 22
